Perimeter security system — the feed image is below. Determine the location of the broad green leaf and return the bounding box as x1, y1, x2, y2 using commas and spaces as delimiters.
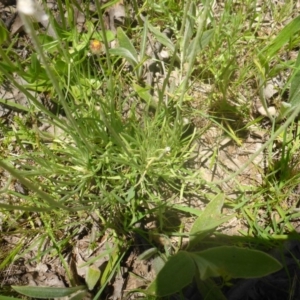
152, 256, 165, 275
186, 29, 214, 60
191, 246, 282, 280
147, 251, 195, 297
85, 21, 115, 44
188, 193, 233, 248
86, 266, 101, 290
12, 285, 86, 298
147, 23, 175, 52
95, 30, 115, 43
132, 83, 157, 107
117, 27, 138, 63
0, 296, 20, 300
197, 28, 214, 49
109, 47, 138, 67
260, 16, 300, 62
195, 276, 227, 300
190, 253, 220, 279
278, 101, 292, 120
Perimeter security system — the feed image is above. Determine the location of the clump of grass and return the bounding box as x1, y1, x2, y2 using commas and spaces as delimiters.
0, 0, 205, 295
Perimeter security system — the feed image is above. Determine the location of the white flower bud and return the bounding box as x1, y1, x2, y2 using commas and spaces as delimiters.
17, 0, 49, 22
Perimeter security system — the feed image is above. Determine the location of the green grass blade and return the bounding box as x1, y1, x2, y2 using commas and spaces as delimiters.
12, 286, 86, 299
181, 1, 196, 61
289, 50, 300, 107
260, 16, 300, 61
0, 19, 9, 45
0, 239, 24, 270
138, 16, 148, 78
0, 99, 30, 112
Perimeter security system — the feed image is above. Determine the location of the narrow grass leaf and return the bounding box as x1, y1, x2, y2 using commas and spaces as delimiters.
0, 99, 30, 112
260, 16, 300, 61
100, 0, 122, 10
0, 203, 52, 212
0, 239, 23, 270
138, 16, 148, 78
12, 285, 86, 298
289, 50, 300, 107
0, 296, 20, 300
68, 290, 88, 300
137, 247, 158, 261
172, 204, 203, 216
146, 251, 195, 297
0, 20, 9, 45
79, 247, 114, 268
0, 61, 19, 73
0, 160, 73, 211
182, 2, 196, 50
94, 247, 126, 299
181, 2, 196, 61
100, 247, 121, 287
191, 246, 282, 280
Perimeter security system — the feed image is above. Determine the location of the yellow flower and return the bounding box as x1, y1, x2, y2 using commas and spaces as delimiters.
90, 40, 102, 55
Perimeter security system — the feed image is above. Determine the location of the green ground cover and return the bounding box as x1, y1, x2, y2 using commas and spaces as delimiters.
1, 0, 300, 299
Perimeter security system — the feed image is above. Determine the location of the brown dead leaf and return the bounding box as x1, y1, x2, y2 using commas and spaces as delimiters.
110, 269, 124, 300
10, 13, 23, 35
105, 0, 125, 33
